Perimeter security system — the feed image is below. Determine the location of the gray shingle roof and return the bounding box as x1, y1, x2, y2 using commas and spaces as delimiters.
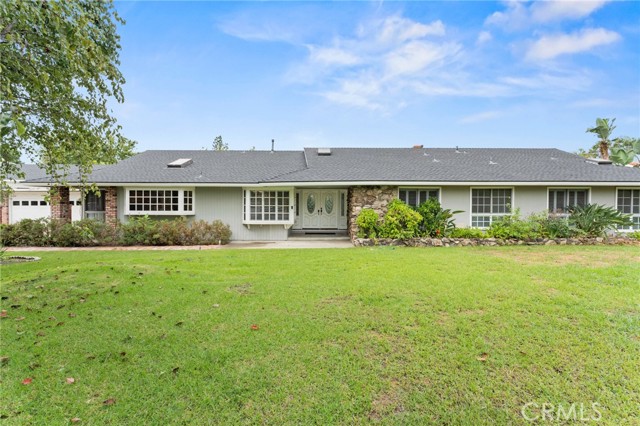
23, 148, 640, 185
26, 150, 307, 184
266, 148, 640, 183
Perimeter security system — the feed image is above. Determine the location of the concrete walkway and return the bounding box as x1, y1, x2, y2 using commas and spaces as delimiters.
5, 238, 354, 252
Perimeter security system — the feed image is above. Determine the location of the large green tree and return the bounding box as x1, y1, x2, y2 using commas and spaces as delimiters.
0, 0, 135, 194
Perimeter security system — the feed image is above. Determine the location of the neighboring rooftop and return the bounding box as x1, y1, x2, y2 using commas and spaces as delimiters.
22, 148, 640, 185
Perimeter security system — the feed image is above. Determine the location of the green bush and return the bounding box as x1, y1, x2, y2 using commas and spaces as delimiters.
450, 227, 486, 239
487, 210, 540, 240
628, 231, 640, 241
415, 198, 461, 237
568, 204, 633, 236
120, 216, 161, 246
533, 214, 579, 239
378, 199, 422, 239
187, 220, 232, 245
0, 218, 50, 246
356, 208, 380, 238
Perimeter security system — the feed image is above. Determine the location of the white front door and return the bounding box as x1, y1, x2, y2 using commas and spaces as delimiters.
302, 190, 338, 229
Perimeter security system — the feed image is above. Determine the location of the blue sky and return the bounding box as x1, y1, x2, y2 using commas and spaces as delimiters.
112, 1, 640, 153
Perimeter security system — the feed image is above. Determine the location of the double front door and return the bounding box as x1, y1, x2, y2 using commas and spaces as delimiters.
302, 190, 338, 229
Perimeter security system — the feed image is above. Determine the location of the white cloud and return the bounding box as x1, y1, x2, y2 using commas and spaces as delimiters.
486, 0, 611, 29
531, 0, 610, 23
308, 46, 361, 66
459, 111, 502, 124
476, 31, 493, 45
376, 16, 445, 44
384, 41, 461, 77
525, 28, 621, 60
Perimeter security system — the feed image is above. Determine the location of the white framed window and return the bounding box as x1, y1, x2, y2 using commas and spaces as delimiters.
243, 188, 294, 225
616, 188, 640, 231
548, 188, 589, 215
125, 188, 195, 215
471, 188, 513, 228
398, 188, 440, 207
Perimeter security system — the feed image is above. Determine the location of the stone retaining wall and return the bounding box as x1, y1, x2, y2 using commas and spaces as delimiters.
353, 237, 640, 247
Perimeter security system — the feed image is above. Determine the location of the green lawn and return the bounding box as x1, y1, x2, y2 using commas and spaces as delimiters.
1, 246, 639, 425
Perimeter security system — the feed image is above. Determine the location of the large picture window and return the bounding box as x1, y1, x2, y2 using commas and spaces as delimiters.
548, 189, 588, 215
126, 188, 194, 215
243, 189, 293, 225
398, 188, 439, 207
617, 189, 640, 230
471, 188, 512, 228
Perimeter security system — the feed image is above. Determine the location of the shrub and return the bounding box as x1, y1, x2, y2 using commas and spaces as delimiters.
378, 199, 422, 239
0, 218, 50, 246
187, 219, 232, 245
356, 208, 380, 238
568, 204, 633, 236
48, 220, 86, 247
415, 198, 461, 237
533, 214, 579, 239
450, 227, 486, 239
487, 209, 540, 240
628, 231, 640, 241
120, 216, 161, 246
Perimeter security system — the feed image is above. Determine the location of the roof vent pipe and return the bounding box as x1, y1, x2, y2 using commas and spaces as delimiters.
271, 139, 275, 152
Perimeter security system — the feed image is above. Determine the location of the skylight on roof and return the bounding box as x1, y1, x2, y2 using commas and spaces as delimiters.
167, 158, 193, 168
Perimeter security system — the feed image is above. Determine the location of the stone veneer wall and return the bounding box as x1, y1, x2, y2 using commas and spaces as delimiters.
50, 186, 71, 222
104, 187, 118, 227
348, 185, 398, 239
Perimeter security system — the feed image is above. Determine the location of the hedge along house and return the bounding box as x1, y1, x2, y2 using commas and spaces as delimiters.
23, 147, 640, 240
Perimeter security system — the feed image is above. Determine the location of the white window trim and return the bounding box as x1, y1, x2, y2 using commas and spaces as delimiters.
615, 187, 640, 232
125, 187, 195, 216
546, 187, 591, 216
242, 187, 295, 227
470, 187, 515, 229
397, 187, 442, 205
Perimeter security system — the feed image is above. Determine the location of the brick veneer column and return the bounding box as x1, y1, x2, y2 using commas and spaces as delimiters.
104, 187, 118, 227
0, 197, 9, 224
50, 186, 71, 222
347, 185, 398, 240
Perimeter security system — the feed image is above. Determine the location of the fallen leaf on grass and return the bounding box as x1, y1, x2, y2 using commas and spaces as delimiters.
68, 313, 76, 318
175, 321, 184, 327
0, 310, 7, 318
36, 331, 45, 337
103, 398, 116, 406
250, 324, 259, 330
0, 356, 9, 366
66, 377, 75, 384
22, 378, 33, 385
477, 353, 489, 362
71, 417, 81, 423
172, 367, 180, 375
15, 317, 25, 321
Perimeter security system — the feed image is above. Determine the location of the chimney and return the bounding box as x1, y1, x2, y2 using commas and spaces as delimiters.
413, 145, 424, 149
271, 139, 275, 152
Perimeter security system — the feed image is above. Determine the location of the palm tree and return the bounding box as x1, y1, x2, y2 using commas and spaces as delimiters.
586, 118, 616, 160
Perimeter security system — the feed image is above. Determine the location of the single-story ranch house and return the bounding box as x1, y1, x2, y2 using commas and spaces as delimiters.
21, 147, 640, 240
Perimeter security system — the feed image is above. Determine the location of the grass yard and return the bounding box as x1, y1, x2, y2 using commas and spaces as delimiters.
1, 246, 639, 425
